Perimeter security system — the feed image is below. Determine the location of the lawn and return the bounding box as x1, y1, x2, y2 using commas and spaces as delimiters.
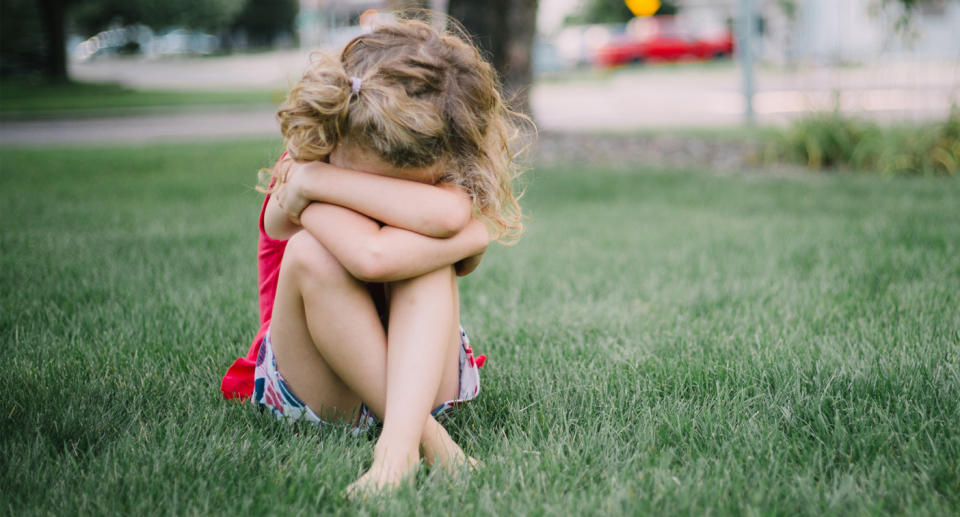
0, 81, 282, 118
1, 141, 958, 515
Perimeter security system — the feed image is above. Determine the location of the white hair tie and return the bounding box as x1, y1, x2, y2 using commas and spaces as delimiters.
350, 76, 363, 94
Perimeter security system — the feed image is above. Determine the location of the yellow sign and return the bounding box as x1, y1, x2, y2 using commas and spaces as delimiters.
625, 0, 661, 17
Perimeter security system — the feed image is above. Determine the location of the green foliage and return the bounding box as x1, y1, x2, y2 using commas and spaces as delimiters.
71, 0, 298, 41
566, 0, 678, 25
0, 0, 49, 78
770, 108, 960, 176
774, 0, 798, 20
878, 0, 944, 37
229, 0, 298, 48
4, 0, 297, 82
71, 0, 246, 34
889, 0, 937, 8
1, 141, 959, 514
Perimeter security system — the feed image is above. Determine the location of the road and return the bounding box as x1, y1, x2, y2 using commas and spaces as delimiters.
0, 107, 279, 146
2, 52, 957, 145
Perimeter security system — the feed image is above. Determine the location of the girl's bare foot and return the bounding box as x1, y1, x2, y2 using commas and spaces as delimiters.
421, 421, 482, 475
345, 440, 420, 499
346, 422, 480, 497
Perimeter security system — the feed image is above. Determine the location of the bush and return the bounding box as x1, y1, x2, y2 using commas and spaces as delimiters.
770, 107, 960, 176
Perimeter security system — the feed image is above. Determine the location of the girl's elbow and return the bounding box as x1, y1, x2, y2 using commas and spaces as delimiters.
348, 244, 391, 282
433, 202, 472, 238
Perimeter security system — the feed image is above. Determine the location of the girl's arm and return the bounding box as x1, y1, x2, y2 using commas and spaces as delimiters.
275, 160, 472, 238
297, 202, 489, 283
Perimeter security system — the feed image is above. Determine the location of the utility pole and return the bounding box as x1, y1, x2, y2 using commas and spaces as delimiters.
738, 0, 756, 125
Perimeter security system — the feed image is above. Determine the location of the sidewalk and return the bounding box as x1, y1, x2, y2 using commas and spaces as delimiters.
0, 107, 278, 146
2, 53, 957, 145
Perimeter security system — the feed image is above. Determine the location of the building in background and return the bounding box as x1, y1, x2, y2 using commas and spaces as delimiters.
297, 0, 450, 51
297, 0, 384, 51
677, 0, 960, 64
537, 0, 960, 71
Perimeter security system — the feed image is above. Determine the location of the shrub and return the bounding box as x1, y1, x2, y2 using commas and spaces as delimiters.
770, 107, 960, 176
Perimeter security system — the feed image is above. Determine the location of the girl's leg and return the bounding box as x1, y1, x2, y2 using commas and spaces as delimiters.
269, 230, 387, 423
270, 231, 468, 484
348, 265, 463, 493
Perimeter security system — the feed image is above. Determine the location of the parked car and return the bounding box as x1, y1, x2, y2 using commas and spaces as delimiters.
594, 16, 733, 67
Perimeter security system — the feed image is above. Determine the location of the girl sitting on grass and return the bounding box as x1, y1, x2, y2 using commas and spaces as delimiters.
220, 18, 529, 494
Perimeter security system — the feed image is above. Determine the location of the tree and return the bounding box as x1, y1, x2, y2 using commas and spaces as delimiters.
447, 0, 539, 115
891, 0, 938, 7
1, 0, 59, 79
229, 0, 298, 49
70, 0, 244, 38
9, 0, 245, 82
881, 0, 941, 35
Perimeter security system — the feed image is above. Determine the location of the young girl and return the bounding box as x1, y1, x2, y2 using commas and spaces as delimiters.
220, 18, 528, 494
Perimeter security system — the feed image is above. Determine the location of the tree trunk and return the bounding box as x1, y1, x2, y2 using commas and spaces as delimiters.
447, 0, 538, 115
37, 0, 70, 82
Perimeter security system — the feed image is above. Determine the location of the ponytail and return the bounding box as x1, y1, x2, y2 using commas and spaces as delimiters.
261, 53, 355, 193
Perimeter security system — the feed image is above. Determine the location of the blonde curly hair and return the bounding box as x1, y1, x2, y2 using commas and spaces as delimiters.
270, 17, 532, 243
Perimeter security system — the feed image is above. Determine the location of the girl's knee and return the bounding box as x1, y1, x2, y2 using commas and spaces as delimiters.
390, 264, 455, 291
284, 231, 351, 284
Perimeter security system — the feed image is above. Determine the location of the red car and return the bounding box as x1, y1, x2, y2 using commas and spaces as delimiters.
595, 17, 734, 67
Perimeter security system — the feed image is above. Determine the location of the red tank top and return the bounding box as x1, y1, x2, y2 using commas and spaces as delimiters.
220, 192, 287, 399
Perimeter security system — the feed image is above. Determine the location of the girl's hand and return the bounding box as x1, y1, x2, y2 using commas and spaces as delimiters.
275, 161, 313, 225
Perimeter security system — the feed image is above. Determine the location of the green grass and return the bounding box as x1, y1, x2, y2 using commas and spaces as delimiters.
0, 81, 284, 118
1, 141, 958, 515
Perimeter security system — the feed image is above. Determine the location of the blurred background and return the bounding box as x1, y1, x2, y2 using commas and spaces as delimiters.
2, 0, 959, 174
